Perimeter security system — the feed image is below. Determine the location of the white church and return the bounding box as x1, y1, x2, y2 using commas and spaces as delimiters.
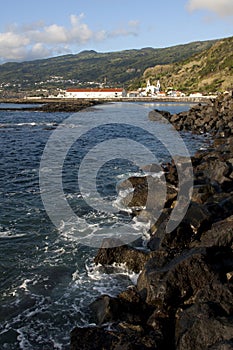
141, 79, 161, 96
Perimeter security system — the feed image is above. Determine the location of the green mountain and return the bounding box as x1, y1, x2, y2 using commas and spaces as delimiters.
0, 40, 216, 92
139, 36, 233, 93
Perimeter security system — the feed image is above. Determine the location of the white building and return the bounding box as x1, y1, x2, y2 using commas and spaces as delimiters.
64, 88, 126, 99
189, 92, 203, 97
141, 79, 161, 96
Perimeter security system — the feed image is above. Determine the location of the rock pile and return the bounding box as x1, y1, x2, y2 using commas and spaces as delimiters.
163, 91, 233, 137
70, 93, 233, 350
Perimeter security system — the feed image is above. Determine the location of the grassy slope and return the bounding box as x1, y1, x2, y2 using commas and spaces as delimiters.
141, 36, 233, 93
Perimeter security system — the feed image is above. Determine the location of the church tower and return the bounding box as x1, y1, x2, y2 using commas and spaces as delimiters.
147, 79, 151, 89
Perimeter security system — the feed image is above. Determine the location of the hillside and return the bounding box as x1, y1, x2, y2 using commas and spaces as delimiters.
0, 40, 216, 92
140, 36, 233, 93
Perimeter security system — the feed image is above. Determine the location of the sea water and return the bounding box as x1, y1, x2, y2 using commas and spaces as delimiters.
0, 102, 207, 349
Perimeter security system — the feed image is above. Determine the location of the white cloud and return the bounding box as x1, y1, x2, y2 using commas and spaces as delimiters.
0, 14, 140, 62
0, 32, 30, 60
69, 14, 93, 43
0, 32, 29, 49
187, 0, 233, 17
30, 43, 52, 60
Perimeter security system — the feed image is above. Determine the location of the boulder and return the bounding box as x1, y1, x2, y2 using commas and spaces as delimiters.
191, 215, 233, 249
90, 295, 123, 324
137, 248, 233, 312
196, 158, 231, 190
148, 109, 171, 122
147, 201, 212, 253
90, 287, 152, 325
118, 175, 176, 211
191, 183, 216, 204
175, 303, 233, 350
94, 238, 151, 273
182, 201, 212, 234
147, 217, 195, 254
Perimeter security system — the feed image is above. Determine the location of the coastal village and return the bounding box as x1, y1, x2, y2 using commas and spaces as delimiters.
54, 79, 165, 99
20, 78, 216, 100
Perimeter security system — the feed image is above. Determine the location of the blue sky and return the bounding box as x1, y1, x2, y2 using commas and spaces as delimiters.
0, 0, 232, 62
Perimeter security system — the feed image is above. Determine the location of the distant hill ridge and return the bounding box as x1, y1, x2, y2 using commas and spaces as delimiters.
140, 36, 233, 93
0, 39, 217, 91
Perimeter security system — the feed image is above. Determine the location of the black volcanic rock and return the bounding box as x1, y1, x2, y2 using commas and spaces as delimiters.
191, 215, 233, 249
70, 93, 233, 350
70, 323, 161, 350
137, 249, 227, 309
175, 303, 233, 350
163, 92, 233, 137
94, 238, 151, 273
118, 175, 177, 210
90, 287, 152, 326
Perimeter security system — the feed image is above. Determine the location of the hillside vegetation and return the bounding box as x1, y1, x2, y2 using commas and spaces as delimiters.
140, 36, 233, 93
0, 40, 216, 91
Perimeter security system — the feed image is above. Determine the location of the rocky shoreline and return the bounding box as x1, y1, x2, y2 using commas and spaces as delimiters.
0, 99, 102, 112
70, 93, 233, 350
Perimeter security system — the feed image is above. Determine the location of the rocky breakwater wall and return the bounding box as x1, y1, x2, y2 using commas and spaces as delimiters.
160, 91, 233, 137
70, 93, 233, 350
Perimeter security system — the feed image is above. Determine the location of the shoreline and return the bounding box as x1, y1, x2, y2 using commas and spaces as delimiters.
0, 99, 103, 112
0, 95, 214, 111
70, 92, 233, 350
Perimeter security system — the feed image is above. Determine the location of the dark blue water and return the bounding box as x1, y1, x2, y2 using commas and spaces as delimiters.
0, 102, 208, 349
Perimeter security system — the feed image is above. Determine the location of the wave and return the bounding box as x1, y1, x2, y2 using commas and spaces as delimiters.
0, 228, 27, 239
0, 122, 58, 128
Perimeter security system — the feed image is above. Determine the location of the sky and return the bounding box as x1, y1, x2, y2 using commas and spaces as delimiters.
0, 0, 232, 63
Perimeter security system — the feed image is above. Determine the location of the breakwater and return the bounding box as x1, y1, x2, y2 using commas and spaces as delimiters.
71, 92, 233, 350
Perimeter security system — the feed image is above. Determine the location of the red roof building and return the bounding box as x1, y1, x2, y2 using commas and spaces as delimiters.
65, 88, 126, 98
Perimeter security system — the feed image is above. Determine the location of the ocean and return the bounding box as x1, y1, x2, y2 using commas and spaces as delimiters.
0, 102, 207, 349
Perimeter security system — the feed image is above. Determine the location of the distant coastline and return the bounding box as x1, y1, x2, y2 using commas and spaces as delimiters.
0, 96, 214, 112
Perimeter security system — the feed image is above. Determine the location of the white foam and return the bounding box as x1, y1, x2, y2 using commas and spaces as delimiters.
17, 329, 31, 350
144, 170, 164, 178
0, 229, 26, 239
71, 258, 139, 302
0, 122, 58, 128
18, 279, 31, 293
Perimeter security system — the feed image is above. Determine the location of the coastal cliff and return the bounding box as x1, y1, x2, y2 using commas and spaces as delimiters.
71, 92, 233, 350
